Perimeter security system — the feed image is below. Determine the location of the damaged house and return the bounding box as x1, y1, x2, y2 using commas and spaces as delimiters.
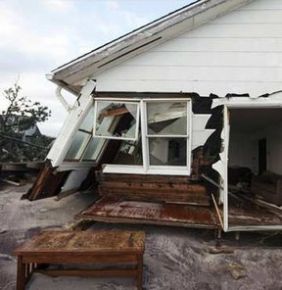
27, 0, 282, 232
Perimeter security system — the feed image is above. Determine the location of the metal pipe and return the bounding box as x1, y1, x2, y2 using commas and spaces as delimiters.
56, 86, 72, 112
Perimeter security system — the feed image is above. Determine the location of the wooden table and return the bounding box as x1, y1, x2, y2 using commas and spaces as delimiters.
14, 230, 145, 290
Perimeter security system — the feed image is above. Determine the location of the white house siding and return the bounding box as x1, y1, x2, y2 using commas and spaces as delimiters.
94, 0, 282, 97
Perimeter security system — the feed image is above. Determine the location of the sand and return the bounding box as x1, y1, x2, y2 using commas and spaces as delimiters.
0, 183, 282, 290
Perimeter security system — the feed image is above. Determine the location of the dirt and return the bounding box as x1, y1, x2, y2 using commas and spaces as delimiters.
0, 183, 282, 290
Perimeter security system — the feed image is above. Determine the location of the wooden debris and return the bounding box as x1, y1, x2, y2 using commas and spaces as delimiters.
101, 106, 129, 117
228, 262, 247, 280
208, 246, 234, 254
211, 193, 224, 229
0, 178, 21, 186
78, 196, 218, 229
14, 230, 145, 290
25, 161, 70, 201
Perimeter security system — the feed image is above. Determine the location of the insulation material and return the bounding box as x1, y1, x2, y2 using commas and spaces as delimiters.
192, 114, 215, 150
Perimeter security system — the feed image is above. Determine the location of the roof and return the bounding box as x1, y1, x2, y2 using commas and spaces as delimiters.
47, 0, 254, 94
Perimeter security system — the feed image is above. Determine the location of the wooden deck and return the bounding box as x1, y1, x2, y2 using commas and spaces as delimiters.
228, 194, 282, 227
78, 196, 219, 229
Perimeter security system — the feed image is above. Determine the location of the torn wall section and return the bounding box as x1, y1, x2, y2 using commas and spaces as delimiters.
25, 93, 225, 202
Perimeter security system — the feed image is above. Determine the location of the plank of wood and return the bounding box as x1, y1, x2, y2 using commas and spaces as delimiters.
99, 181, 206, 192
211, 193, 224, 230
96, 172, 191, 183
22, 254, 138, 264
35, 268, 138, 278
101, 106, 129, 117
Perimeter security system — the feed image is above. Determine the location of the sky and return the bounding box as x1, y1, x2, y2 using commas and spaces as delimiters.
0, 0, 194, 137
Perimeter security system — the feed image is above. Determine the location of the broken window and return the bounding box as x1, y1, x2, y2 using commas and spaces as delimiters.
94, 101, 139, 140
103, 98, 192, 175
64, 130, 91, 160
147, 101, 187, 135
64, 107, 95, 161
92, 100, 142, 166
64, 98, 192, 175
81, 138, 105, 161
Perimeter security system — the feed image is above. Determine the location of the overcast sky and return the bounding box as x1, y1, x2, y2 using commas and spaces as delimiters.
0, 0, 193, 137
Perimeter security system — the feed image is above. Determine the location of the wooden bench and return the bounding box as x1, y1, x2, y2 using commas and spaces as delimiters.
14, 230, 145, 290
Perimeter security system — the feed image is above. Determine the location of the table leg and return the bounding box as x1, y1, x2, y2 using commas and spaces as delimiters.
16, 256, 26, 290
136, 254, 143, 290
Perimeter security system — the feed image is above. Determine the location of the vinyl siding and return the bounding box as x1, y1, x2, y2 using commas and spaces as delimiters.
94, 0, 282, 96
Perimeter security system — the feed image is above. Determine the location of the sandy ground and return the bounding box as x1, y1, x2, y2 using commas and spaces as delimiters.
0, 183, 282, 290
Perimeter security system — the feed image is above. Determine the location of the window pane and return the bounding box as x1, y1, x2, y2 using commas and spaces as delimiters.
65, 131, 90, 160
82, 137, 105, 161
112, 137, 143, 165
147, 101, 187, 135
80, 107, 94, 132
149, 137, 186, 166
95, 101, 138, 139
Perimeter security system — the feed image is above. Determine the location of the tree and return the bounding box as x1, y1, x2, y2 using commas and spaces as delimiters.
0, 83, 52, 162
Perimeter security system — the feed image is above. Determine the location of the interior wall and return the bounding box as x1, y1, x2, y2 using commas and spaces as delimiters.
229, 133, 257, 172
229, 113, 282, 175
254, 120, 282, 175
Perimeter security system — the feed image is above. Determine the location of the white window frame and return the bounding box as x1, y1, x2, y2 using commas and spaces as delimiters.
64, 128, 93, 161
102, 98, 192, 176
93, 99, 140, 141
141, 98, 192, 176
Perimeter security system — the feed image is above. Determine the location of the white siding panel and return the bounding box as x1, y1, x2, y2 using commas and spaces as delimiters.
213, 10, 282, 24
95, 0, 282, 96
96, 80, 282, 97
97, 66, 282, 83
151, 38, 282, 53
192, 129, 215, 150
193, 115, 211, 131
187, 24, 282, 38
125, 52, 282, 67
240, 0, 282, 10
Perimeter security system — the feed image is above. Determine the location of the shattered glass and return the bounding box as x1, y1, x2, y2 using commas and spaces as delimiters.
82, 137, 105, 161
65, 131, 90, 160
147, 101, 187, 136
80, 107, 94, 132
95, 101, 138, 139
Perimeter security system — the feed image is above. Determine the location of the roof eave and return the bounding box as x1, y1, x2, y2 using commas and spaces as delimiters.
49, 0, 254, 89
